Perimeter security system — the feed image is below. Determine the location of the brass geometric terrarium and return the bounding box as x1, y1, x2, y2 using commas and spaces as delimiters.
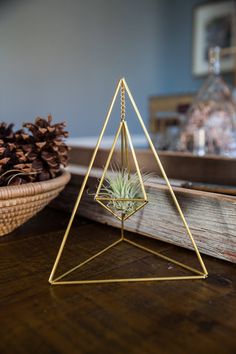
49, 78, 208, 285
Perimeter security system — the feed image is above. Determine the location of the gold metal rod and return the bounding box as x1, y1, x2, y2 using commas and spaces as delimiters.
51, 275, 206, 286
96, 200, 147, 222
123, 121, 148, 201
95, 199, 123, 221
49, 79, 122, 283
121, 124, 124, 167
123, 79, 208, 277
120, 81, 125, 167
121, 215, 124, 240
95, 197, 146, 202
123, 238, 204, 276
53, 238, 123, 283
121, 82, 129, 171
124, 123, 130, 173
95, 121, 123, 198
123, 201, 148, 221
50, 77, 207, 287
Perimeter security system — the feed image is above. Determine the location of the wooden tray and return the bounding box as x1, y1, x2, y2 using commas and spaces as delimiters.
52, 147, 236, 263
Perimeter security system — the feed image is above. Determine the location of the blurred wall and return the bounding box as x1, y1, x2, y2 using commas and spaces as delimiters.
0, 0, 163, 136
157, 0, 233, 94
1, 0, 221, 137
158, 0, 204, 94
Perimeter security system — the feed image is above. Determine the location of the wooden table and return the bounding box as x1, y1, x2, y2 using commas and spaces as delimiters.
0, 208, 236, 354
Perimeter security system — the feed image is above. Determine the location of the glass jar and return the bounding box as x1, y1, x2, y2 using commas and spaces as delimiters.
179, 47, 236, 156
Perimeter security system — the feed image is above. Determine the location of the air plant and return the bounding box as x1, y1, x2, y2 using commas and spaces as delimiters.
98, 166, 151, 216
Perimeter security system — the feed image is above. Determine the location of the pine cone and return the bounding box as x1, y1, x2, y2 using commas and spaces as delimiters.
0, 123, 14, 141
23, 115, 69, 181
0, 138, 16, 173
0, 116, 69, 185
0, 132, 34, 186
0, 124, 16, 181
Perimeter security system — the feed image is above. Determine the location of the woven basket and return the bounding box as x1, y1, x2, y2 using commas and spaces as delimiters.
0, 170, 71, 236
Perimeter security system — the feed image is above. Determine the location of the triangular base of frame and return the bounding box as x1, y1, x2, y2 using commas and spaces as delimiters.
50, 237, 207, 285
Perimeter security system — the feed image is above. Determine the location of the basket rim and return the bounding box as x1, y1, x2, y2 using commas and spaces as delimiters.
0, 169, 71, 200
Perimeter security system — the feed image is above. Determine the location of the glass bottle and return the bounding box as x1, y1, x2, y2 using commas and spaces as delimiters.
179, 47, 236, 156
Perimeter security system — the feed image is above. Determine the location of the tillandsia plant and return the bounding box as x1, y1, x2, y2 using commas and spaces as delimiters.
0, 116, 69, 186
98, 166, 151, 216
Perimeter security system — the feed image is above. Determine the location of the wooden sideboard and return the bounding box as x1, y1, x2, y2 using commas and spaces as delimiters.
1, 207, 235, 354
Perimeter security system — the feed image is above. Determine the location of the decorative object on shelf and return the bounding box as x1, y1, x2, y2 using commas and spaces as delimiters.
0, 116, 70, 236
180, 47, 236, 156
193, 0, 236, 76
0, 116, 69, 185
49, 78, 208, 285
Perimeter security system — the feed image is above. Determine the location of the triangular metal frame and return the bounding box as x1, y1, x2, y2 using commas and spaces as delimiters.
49, 78, 208, 285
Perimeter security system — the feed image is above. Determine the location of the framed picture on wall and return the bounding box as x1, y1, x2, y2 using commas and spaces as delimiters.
192, 0, 236, 76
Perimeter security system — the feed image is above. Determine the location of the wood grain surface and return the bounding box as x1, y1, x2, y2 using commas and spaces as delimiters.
53, 169, 236, 263
0, 208, 236, 354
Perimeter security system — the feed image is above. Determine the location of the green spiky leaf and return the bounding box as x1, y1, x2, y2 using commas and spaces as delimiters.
98, 167, 151, 216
